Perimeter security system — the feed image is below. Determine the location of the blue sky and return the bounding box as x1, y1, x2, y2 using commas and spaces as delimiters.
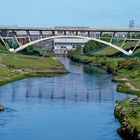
0, 0, 140, 27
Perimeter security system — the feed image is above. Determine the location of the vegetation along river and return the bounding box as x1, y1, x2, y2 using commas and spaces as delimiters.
0, 57, 134, 140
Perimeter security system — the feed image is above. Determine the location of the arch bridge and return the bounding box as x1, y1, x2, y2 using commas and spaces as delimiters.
1, 26, 140, 55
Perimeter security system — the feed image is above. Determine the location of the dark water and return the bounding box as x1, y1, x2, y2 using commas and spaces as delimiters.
0, 57, 134, 140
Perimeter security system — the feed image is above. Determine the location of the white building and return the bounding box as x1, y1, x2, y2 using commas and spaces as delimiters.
54, 38, 88, 54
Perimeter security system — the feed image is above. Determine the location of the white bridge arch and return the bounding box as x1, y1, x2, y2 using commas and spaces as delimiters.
12, 35, 131, 55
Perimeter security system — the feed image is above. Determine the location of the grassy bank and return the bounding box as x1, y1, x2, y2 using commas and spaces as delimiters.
0, 53, 67, 86
93, 41, 138, 56
0, 43, 67, 112
115, 98, 140, 140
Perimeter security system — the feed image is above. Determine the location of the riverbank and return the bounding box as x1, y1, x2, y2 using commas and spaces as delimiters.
0, 53, 67, 87
115, 98, 140, 140
0, 104, 4, 112
68, 51, 140, 96
68, 50, 140, 139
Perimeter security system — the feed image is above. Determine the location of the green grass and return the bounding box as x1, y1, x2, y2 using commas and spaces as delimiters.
0, 67, 11, 76
94, 41, 138, 56
130, 79, 140, 89
0, 53, 67, 86
132, 48, 140, 57
115, 98, 140, 139
24, 45, 48, 56
0, 53, 64, 71
0, 43, 9, 53
0, 43, 67, 86
117, 83, 140, 96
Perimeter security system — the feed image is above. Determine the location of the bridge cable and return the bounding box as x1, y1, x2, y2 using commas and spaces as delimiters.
120, 37, 127, 48
132, 40, 140, 53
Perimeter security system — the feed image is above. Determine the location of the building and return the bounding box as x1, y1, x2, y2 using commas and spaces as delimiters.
53, 38, 88, 54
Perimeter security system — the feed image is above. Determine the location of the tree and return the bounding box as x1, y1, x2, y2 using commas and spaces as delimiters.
76, 44, 83, 54
83, 40, 103, 55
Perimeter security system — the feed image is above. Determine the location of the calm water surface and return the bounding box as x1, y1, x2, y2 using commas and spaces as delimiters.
0, 57, 134, 140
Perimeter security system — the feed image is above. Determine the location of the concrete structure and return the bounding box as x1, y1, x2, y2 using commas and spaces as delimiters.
54, 38, 87, 54
0, 26, 140, 55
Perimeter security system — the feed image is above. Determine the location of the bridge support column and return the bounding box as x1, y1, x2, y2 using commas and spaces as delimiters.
110, 32, 116, 43
14, 35, 22, 47
127, 32, 130, 38
39, 31, 43, 39
98, 32, 103, 39
87, 31, 90, 37
64, 31, 67, 36
12, 30, 22, 47
0, 30, 8, 37
76, 31, 79, 36
52, 31, 55, 36
26, 30, 32, 42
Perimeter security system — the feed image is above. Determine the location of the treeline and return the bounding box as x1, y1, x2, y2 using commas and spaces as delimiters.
76, 40, 106, 56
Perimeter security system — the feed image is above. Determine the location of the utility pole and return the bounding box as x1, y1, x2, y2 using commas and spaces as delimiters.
129, 20, 135, 28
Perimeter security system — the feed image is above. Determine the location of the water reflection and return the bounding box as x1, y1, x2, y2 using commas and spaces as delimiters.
1, 79, 102, 102
0, 58, 130, 104
83, 65, 106, 76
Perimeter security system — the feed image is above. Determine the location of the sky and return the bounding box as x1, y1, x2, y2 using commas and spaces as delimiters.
0, 0, 140, 28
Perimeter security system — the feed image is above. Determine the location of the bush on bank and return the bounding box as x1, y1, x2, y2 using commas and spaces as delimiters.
115, 98, 140, 140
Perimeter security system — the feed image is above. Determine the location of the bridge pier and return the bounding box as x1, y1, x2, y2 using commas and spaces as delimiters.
52, 31, 55, 36
76, 31, 79, 36
12, 30, 22, 47
110, 32, 116, 43
39, 31, 44, 39
26, 30, 32, 42
98, 32, 103, 39
0, 30, 8, 37
64, 31, 67, 36
87, 31, 91, 37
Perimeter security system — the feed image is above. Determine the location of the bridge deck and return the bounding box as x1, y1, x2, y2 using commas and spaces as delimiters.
0, 26, 140, 32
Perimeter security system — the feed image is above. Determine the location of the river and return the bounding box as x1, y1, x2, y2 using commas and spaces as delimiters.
0, 57, 134, 140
